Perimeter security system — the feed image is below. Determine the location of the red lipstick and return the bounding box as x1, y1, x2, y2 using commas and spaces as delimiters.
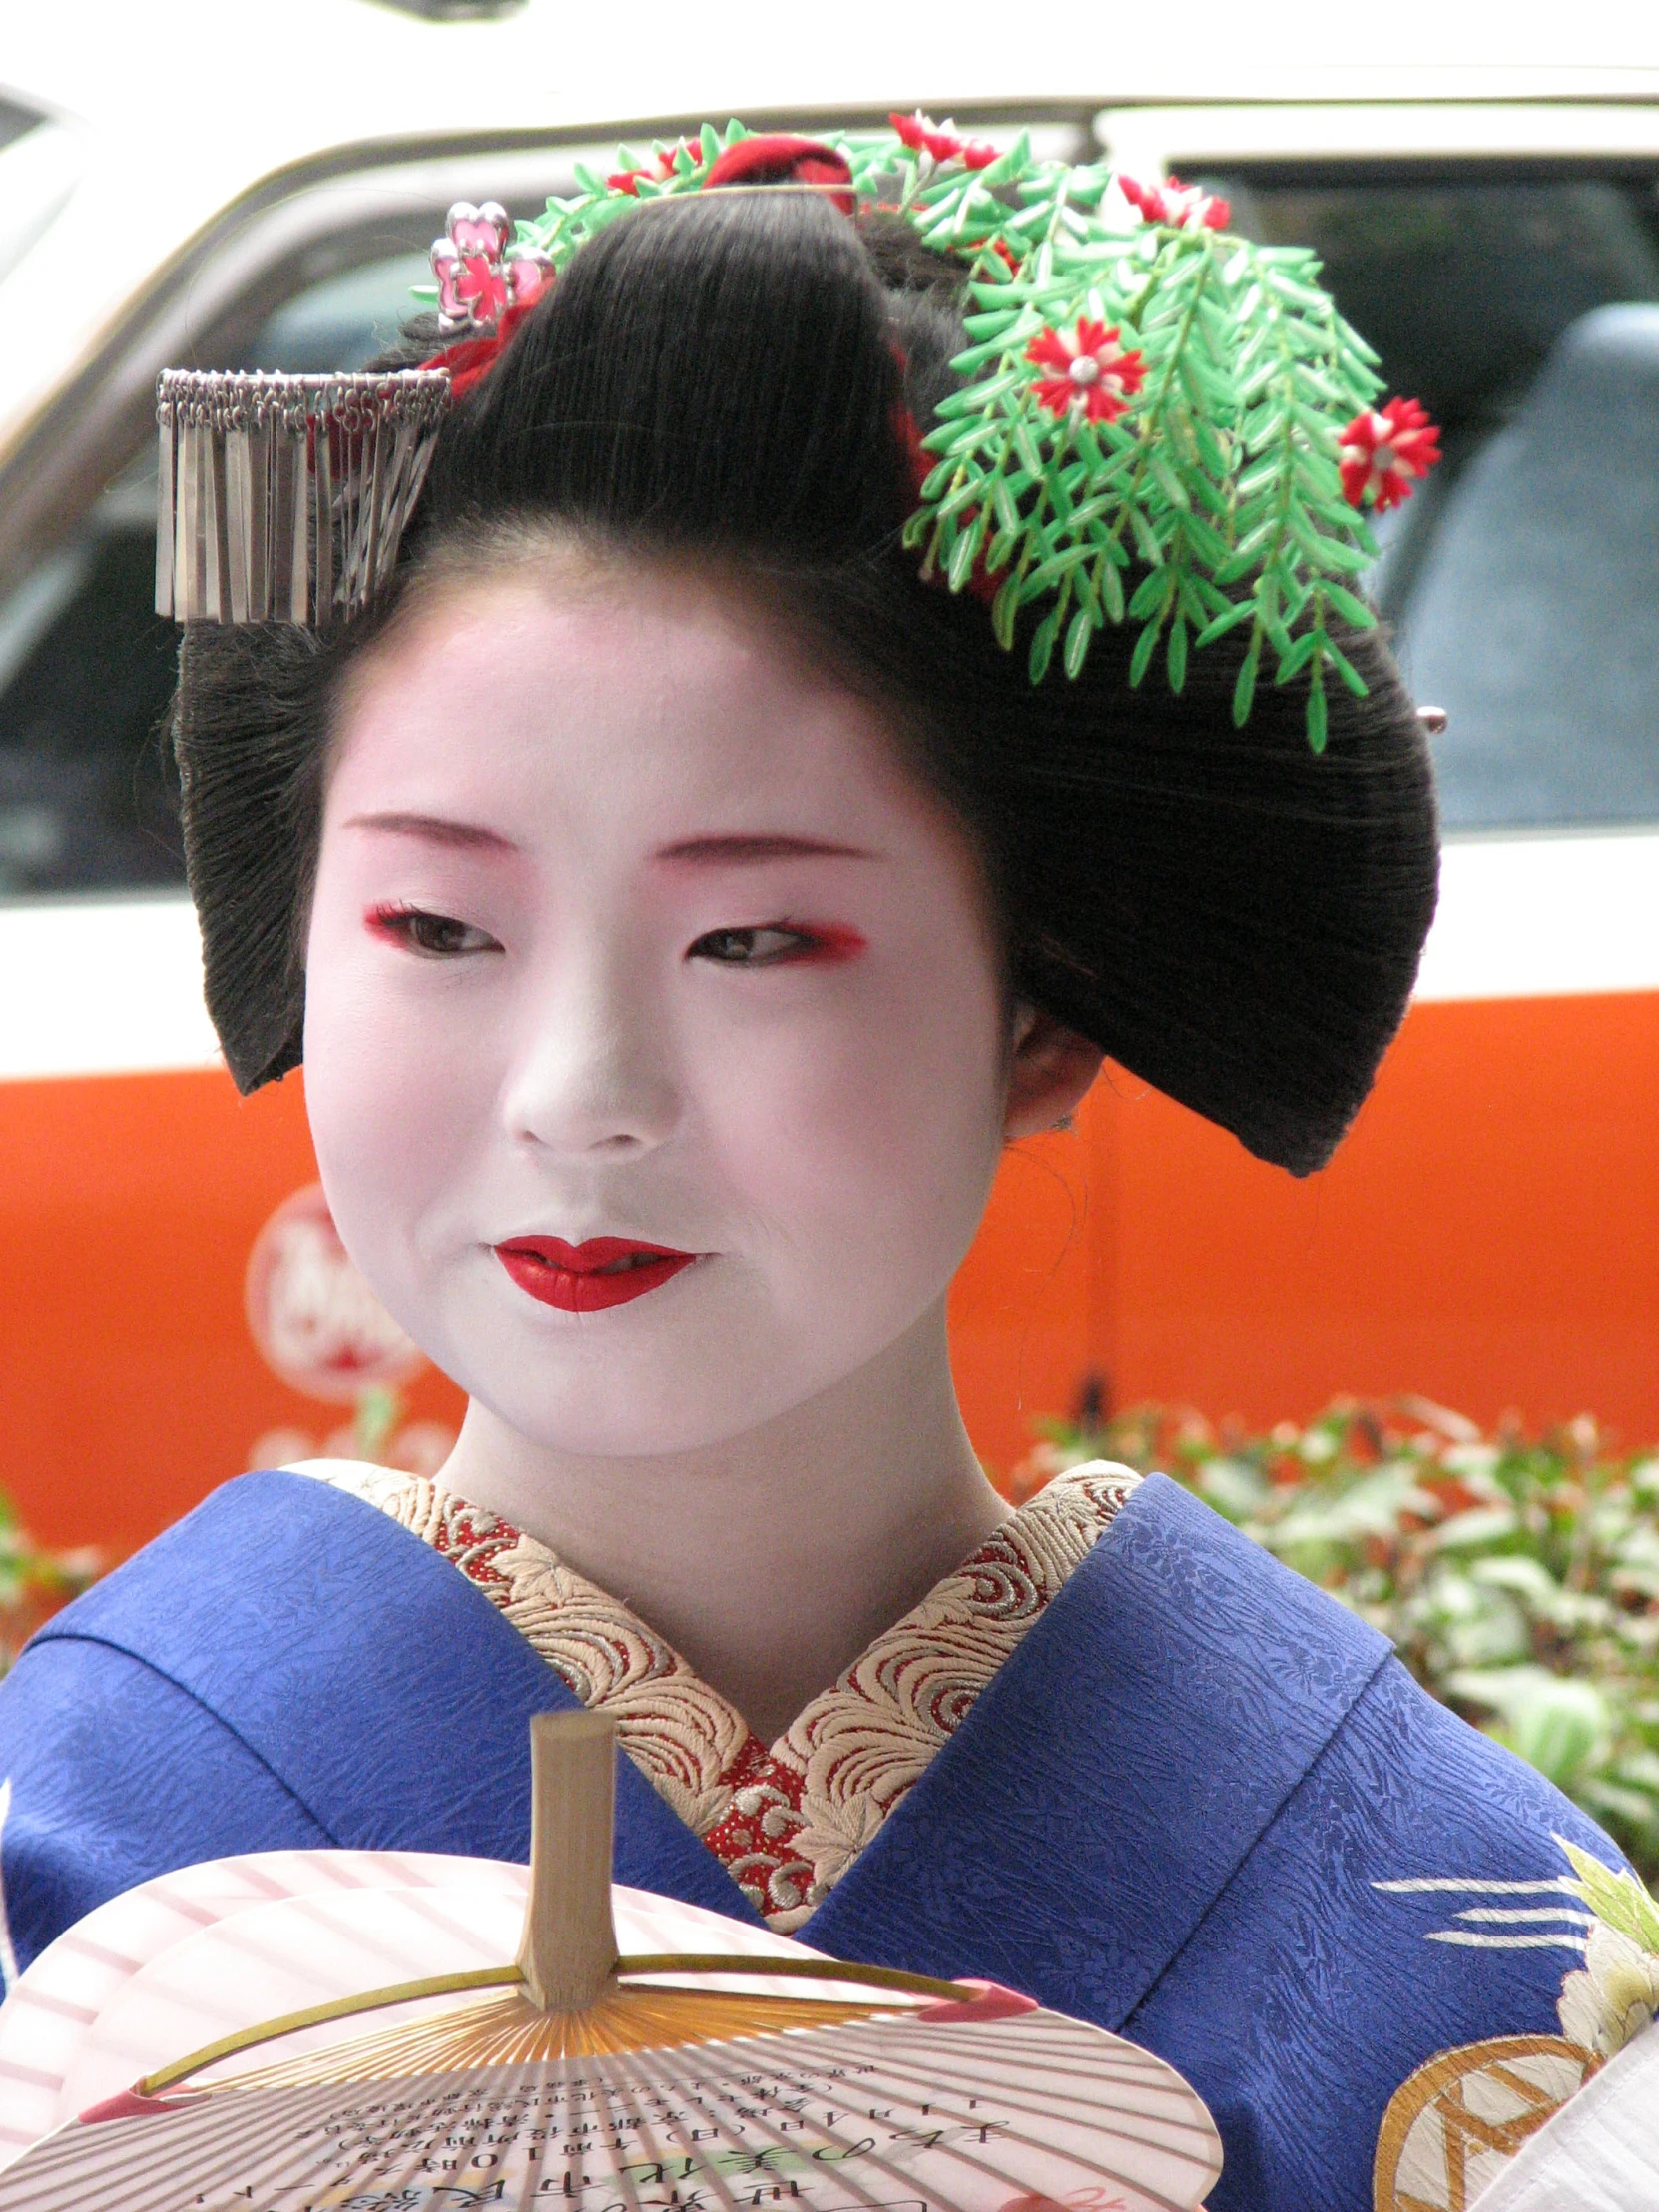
494, 1236, 698, 1312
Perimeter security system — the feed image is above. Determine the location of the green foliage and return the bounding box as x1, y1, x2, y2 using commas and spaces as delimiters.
506, 122, 1384, 749
910, 217, 1382, 750
1013, 1400, 1659, 1881
1559, 1835, 1659, 1950
0, 1492, 101, 1678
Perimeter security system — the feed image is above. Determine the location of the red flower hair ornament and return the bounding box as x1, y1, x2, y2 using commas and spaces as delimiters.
1338, 398, 1442, 514
1026, 321, 1147, 425
609, 142, 697, 195
1117, 173, 1232, 232
889, 111, 998, 170
190, 120, 1441, 747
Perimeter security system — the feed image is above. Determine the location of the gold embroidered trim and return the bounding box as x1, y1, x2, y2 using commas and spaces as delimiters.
1372, 2035, 1599, 2212
296, 1458, 1137, 1927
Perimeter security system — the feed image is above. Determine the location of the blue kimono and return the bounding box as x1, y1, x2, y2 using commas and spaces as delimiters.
0, 1469, 1619, 2209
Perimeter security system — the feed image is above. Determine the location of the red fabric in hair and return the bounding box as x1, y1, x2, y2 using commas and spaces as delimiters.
427, 300, 538, 399
433, 136, 855, 408
702, 135, 856, 217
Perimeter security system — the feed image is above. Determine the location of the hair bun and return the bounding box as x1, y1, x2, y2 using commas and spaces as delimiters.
174, 184, 1436, 1173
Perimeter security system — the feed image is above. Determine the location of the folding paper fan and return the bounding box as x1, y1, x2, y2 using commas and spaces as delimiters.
0, 1714, 1223, 2212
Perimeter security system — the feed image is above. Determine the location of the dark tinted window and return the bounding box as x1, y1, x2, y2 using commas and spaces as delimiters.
1209, 171, 1659, 830
0, 456, 181, 893
0, 99, 43, 156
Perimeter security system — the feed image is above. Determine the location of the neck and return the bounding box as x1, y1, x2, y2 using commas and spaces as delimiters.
437, 1302, 1007, 1748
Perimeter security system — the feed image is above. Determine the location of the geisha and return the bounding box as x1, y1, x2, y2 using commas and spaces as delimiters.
0, 125, 1631, 2208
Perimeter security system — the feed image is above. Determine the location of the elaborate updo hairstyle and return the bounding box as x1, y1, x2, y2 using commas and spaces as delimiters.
173, 185, 1437, 1176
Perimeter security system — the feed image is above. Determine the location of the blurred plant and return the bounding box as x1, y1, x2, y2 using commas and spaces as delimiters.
245, 1387, 456, 1480
352, 1384, 403, 1464
0, 1495, 101, 1676
1008, 1398, 1659, 1882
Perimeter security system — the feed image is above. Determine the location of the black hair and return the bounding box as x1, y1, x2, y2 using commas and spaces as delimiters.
173, 187, 1437, 1175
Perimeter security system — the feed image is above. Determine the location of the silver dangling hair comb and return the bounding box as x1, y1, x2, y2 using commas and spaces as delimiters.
155, 369, 451, 626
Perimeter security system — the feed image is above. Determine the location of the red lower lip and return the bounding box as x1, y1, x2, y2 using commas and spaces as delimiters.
494, 1237, 698, 1313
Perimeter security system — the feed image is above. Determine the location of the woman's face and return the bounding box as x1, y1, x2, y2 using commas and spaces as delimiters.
303, 553, 1013, 1458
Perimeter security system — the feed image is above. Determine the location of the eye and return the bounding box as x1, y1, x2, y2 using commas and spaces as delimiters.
367, 903, 502, 958
688, 924, 864, 967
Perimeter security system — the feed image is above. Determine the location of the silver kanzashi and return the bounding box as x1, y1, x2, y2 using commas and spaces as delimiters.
155, 369, 451, 627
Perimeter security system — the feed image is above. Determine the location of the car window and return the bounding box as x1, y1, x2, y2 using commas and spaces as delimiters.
1205, 170, 1659, 830
0, 97, 43, 153
0, 251, 432, 898
243, 252, 432, 373
0, 449, 181, 894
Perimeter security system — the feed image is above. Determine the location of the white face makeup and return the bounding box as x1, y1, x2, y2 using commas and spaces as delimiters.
302, 555, 1013, 1460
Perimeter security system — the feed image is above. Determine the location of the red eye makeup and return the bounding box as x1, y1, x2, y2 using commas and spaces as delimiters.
365, 903, 501, 957
687, 922, 868, 967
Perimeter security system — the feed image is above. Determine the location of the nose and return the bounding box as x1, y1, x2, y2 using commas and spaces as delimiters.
499, 947, 679, 1158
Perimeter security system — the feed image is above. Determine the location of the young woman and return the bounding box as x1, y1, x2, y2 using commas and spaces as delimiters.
0, 131, 1623, 2208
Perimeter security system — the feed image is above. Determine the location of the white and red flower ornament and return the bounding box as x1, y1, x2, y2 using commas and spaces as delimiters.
609, 142, 700, 195
410, 121, 1439, 747
1338, 397, 1443, 514
890, 111, 998, 171
1117, 173, 1232, 233
1026, 320, 1147, 425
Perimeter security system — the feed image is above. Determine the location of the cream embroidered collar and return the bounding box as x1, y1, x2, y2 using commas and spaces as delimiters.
294, 1457, 1137, 1930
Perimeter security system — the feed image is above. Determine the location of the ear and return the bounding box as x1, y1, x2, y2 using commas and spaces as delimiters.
1002, 1005, 1105, 1142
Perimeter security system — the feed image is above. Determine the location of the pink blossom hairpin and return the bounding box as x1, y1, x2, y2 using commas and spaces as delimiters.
431, 201, 554, 335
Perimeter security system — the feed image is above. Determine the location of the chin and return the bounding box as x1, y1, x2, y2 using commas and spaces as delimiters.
471, 1375, 808, 1461
409, 1256, 933, 1462
459, 1326, 891, 1462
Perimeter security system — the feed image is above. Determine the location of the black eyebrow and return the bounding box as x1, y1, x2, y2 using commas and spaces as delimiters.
654, 834, 877, 865
342, 812, 519, 853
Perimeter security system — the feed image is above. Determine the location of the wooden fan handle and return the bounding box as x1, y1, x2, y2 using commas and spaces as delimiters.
517, 1709, 621, 2011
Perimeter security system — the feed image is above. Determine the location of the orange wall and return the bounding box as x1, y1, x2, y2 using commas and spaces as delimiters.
0, 1071, 461, 1555
3, 988, 1657, 1552
952, 990, 1659, 1471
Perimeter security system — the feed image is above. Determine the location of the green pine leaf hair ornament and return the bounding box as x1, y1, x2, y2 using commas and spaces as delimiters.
420, 118, 1443, 753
